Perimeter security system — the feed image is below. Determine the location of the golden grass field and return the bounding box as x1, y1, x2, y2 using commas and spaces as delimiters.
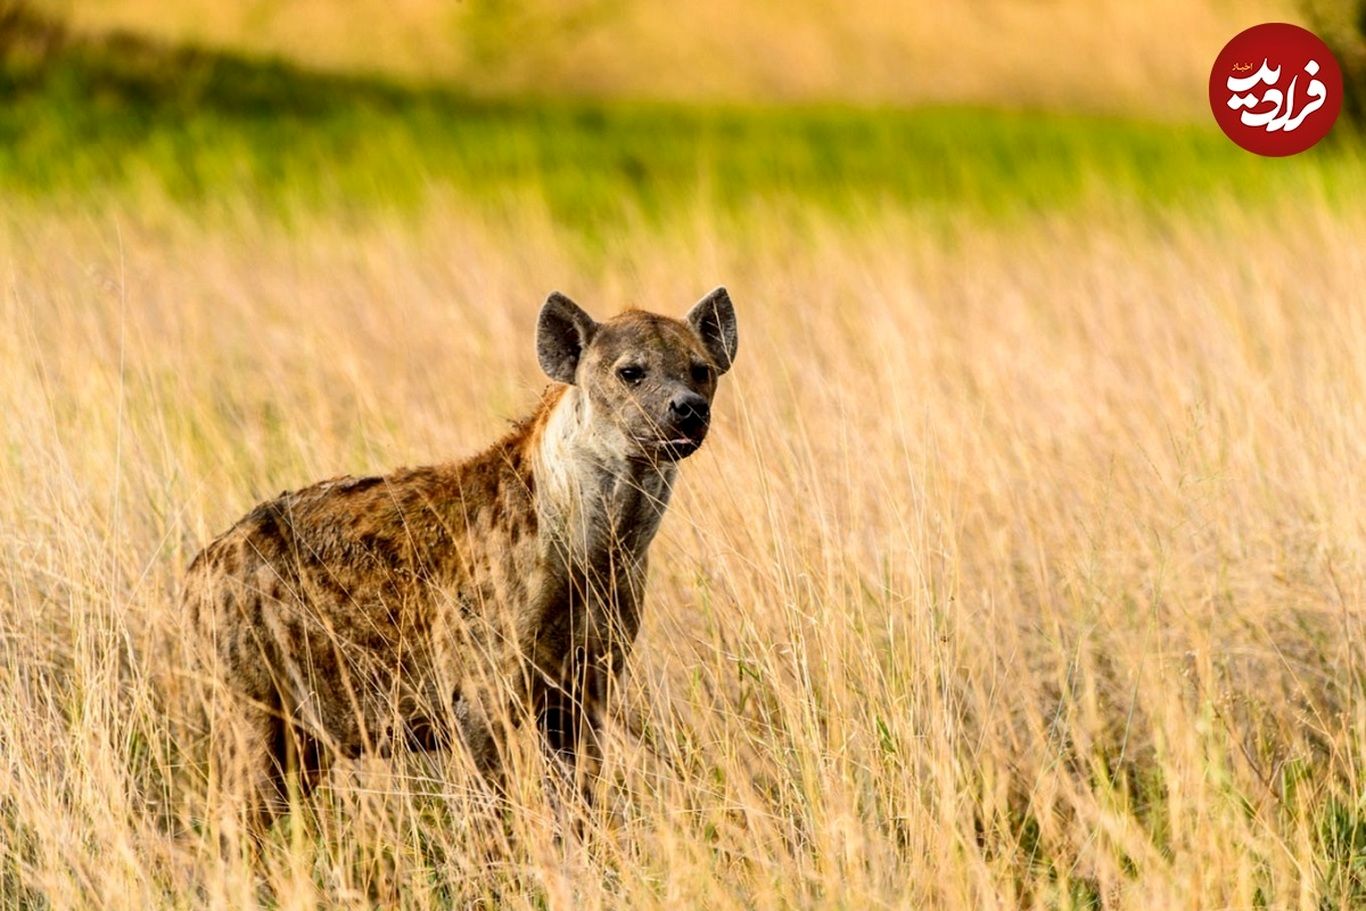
3, 186, 1366, 907
5, 0, 1366, 906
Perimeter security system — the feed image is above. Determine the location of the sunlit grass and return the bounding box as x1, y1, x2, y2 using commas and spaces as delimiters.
3, 187, 1366, 907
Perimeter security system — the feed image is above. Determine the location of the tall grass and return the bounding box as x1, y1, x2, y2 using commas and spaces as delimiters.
3, 182, 1366, 907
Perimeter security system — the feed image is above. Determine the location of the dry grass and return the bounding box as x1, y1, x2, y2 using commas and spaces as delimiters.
2, 190, 1366, 908
41, 0, 1293, 115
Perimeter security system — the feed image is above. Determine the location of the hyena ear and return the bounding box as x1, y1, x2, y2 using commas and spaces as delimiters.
686, 286, 738, 374
537, 292, 598, 384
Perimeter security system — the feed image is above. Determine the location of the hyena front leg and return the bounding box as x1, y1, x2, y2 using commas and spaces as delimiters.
536, 649, 621, 804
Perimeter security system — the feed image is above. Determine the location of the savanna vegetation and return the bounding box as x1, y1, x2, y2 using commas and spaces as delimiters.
3, 1, 1366, 908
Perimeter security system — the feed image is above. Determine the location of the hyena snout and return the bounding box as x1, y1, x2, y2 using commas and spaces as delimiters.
668, 391, 710, 439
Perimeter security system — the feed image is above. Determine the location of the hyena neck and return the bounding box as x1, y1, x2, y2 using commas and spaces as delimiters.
527, 385, 677, 567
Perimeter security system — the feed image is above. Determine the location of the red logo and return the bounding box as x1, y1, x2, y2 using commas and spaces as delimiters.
1209, 22, 1342, 156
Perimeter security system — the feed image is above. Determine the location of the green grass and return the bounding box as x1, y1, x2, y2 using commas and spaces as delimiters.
2, 7, 1363, 229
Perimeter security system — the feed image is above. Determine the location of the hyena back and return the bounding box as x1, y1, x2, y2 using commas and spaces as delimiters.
183, 288, 738, 827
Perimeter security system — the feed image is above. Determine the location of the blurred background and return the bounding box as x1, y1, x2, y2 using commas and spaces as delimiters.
1, 0, 1362, 223
11, 0, 1365, 111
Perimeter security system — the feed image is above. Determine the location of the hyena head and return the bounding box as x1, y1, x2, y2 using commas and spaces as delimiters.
536, 287, 739, 463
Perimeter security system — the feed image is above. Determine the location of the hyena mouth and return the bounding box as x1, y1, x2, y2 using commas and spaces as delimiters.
652, 434, 705, 460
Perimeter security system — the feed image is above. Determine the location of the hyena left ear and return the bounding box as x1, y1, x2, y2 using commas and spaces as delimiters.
537, 292, 599, 384
686, 286, 739, 374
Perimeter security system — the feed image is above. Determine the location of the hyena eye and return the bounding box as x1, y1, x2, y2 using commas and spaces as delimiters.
617, 365, 645, 385
690, 363, 711, 383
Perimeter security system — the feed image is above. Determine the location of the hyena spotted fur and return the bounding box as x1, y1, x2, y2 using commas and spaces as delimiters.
182, 288, 738, 828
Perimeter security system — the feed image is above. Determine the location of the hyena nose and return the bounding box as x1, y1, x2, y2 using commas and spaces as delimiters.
669, 392, 710, 435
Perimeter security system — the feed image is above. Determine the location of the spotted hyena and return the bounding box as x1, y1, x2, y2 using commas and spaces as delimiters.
183, 288, 738, 828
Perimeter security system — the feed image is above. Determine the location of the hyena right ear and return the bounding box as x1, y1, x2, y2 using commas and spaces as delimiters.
537, 292, 598, 384
686, 286, 738, 374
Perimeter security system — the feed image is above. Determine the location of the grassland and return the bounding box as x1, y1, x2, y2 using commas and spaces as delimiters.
4, 7, 1364, 230
36, 0, 1294, 115
4, 7, 1366, 910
